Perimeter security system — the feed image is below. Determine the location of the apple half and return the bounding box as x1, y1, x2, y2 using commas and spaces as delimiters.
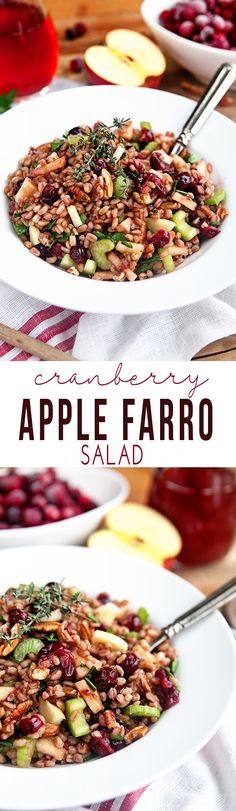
84, 29, 166, 88
88, 503, 182, 567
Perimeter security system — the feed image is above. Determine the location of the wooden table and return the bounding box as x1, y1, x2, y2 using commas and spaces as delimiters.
121, 468, 236, 598
46, 0, 236, 360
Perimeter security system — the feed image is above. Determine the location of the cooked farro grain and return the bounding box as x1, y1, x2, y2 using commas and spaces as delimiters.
0, 582, 179, 767
5, 118, 227, 283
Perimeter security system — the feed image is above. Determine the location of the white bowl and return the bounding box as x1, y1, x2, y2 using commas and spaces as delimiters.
1, 85, 236, 314
0, 545, 235, 810
141, 0, 236, 85
0, 469, 128, 549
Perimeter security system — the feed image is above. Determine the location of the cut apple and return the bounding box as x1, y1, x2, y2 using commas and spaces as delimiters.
85, 29, 166, 88
104, 503, 182, 560
88, 528, 164, 565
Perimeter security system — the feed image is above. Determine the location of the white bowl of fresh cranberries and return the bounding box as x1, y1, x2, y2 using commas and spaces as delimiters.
0, 468, 129, 548
141, 0, 236, 85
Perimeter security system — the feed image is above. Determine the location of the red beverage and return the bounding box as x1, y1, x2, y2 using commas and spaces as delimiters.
0, 0, 58, 96
149, 468, 236, 566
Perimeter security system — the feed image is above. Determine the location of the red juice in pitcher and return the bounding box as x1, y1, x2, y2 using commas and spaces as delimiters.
149, 468, 236, 566
0, 0, 58, 96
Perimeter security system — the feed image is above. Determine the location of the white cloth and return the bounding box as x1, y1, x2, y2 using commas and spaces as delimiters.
74, 285, 236, 361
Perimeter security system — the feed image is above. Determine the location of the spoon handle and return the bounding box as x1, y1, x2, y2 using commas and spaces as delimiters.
150, 575, 236, 651
171, 62, 236, 155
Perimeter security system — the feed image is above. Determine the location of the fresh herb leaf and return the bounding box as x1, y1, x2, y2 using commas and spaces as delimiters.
45, 219, 57, 231
126, 631, 138, 639
85, 676, 96, 691
0, 739, 14, 752
136, 252, 160, 274
87, 611, 98, 623
170, 657, 178, 675
111, 232, 132, 247
94, 230, 108, 240
80, 213, 87, 224
86, 666, 98, 681
12, 220, 28, 237
0, 89, 16, 115
50, 231, 69, 244
51, 139, 64, 151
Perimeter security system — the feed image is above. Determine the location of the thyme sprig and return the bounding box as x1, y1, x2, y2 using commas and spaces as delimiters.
0, 582, 79, 643
73, 117, 128, 180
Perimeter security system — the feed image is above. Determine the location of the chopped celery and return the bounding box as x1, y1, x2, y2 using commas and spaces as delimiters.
60, 253, 73, 270
67, 134, 81, 146
172, 210, 198, 241
124, 704, 160, 718
138, 607, 149, 626
131, 141, 140, 151
162, 253, 175, 273
204, 188, 226, 206
185, 153, 201, 164
65, 698, 90, 737
90, 238, 114, 270
80, 213, 87, 223
113, 175, 132, 199
145, 141, 159, 152
13, 637, 44, 663
140, 120, 152, 130
94, 230, 108, 240
170, 657, 178, 675
84, 259, 96, 275
16, 740, 35, 768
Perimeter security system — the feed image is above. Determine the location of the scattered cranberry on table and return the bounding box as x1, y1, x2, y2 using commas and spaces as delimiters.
66, 22, 87, 40
160, 0, 236, 49
0, 469, 96, 529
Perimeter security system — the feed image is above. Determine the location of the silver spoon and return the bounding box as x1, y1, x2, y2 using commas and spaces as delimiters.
150, 575, 236, 652
171, 62, 236, 156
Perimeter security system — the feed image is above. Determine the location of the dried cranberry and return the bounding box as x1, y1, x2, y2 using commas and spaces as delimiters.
149, 230, 171, 248
38, 642, 75, 679
97, 592, 110, 604
154, 667, 180, 711
14, 179, 24, 195
95, 666, 118, 691
68, 126, 87, 136
35, 244, 53, 261
122, 653, 140, 677
90, 733, 114, 757
139, 128, 155, 146
66, 22, 87, 40
41, 185, 59, 206
22, 507, 43, 527
177, 172, 196, 192
92, 158, 113, 175
9, 608, 28, 627
70, 58, 84, 74
70, 245, 88, 263
112, 740, 125, 751
18, 714, 44, 735
137, 172, 166, 197
200, 221, 220, 239
150, 152, 174, 173
124, 614, 142, 632
52, 243, 63, 258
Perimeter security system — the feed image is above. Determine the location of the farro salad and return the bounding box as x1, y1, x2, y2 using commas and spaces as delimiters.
0, 582, 179, 768
5, 117, 227, 282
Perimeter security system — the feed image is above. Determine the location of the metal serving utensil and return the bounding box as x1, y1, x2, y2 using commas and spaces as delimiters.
150, 575, 236, 652
171, 62, 236, 156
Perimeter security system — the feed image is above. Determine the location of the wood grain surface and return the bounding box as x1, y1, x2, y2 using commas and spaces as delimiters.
122, 468, 236, 596
45, 0, 236, 360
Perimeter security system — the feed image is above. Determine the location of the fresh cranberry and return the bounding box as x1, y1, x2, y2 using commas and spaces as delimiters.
46, 483, 67, 505
179, 19, 195, 34
122, 653, 140, 677
28, 480, 44, 495
31, 494, 47, 509
149, 230, 171, 248
200, 221, 220, 238
41, 185, 59, 206
43, 504, 61, 523
38, 642, 75, 679
0, 522, 8, 529
91, 733, 114, 757
97, 592, 110, 604
6, 506, 22, 525
211, 30, 230, 44
0, 505, 4, 519
139, 128, 155, 146
150, 151, 174, 173
18, 714, 44, 735
154, 667, 180, 711
70, 245, 88, 263
5, 489, 27, 507
22, 507, 43, 527
35, 244, 53, 261
66, 21, 87, 39
9, 608, 28, 627
69, 58, 84, 73
124, 614, 142, 632
0, 474, 26, 493
95, 666, 118, 691
60, 505, 78, 519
